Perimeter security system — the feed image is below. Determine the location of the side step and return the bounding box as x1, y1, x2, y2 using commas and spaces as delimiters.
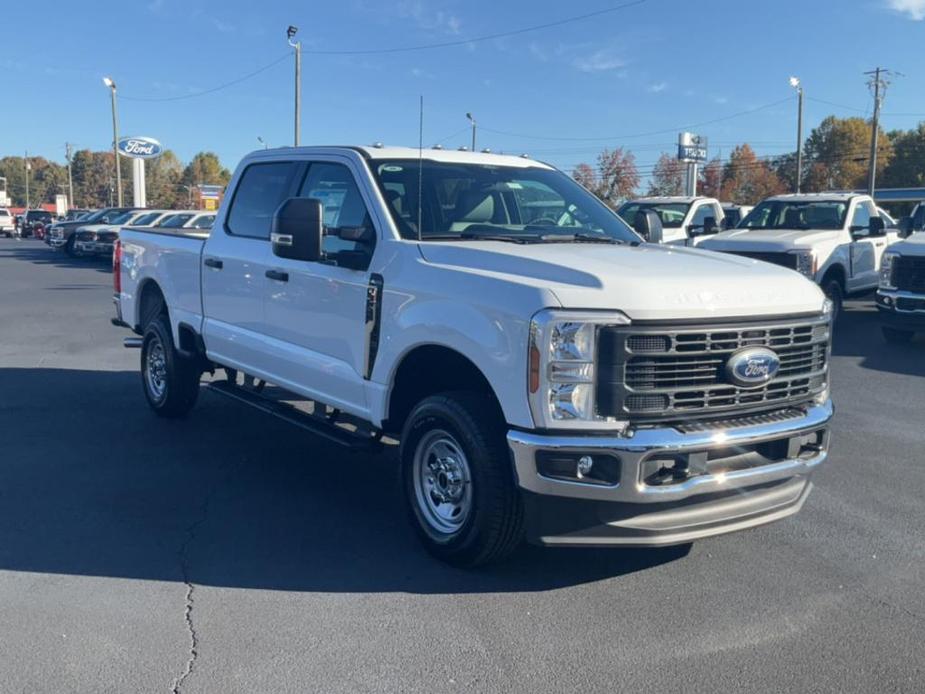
205, 379, 383, 453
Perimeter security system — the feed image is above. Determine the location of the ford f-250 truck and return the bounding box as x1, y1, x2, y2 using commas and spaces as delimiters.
616, 196, 725, 246
876, 231, 925, 343
112, 146, 834, 567
700, 193, 898, 316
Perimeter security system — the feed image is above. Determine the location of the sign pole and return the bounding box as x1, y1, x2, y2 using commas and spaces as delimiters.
132, 158, 146, 208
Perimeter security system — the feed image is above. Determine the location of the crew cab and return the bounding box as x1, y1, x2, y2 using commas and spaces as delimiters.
48, 207, 139, 255
876, 232, 925, 342
113, 146, 834, 567
700, 193, 899, 315
74, 209, 174, 256
616, 196, 725, 245
19, 209, 54, 237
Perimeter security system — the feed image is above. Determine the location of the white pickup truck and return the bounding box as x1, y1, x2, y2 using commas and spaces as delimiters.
616, 196, 725, 245
876, 232, 925, 342
112, 146, 834, 567
700, 193, 899, 314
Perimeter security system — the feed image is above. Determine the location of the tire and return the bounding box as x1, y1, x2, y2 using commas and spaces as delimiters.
140, 314, 200, 418
400, 391, 523, 568
65, 236, 77, 257
882, 326, 914, 344
822, 278, 844, 319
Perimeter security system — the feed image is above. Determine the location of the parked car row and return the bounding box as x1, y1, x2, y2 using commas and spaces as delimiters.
44, 207, 215, 257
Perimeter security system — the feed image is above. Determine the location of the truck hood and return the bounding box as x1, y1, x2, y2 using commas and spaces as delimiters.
418, 241, 825, 321
889, 231, 925, 257
700, 227, 842, 252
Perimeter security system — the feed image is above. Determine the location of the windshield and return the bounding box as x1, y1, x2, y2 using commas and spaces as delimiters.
158, 213, 194, 228
616, 201, 691, 228
108, 211, 136, 225
370, 160, 638, 244
131, 212, 161, 226
740, 200, 848, 230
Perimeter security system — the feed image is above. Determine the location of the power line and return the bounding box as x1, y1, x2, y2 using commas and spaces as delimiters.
302, 1, 648, 55
118, 52, 293, 102
480, 96, 796, 142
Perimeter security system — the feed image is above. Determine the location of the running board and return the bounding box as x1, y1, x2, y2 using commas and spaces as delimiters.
205, 380, 383, 452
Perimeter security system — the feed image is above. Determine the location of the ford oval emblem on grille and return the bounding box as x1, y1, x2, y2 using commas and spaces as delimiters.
725, 347, 780, 388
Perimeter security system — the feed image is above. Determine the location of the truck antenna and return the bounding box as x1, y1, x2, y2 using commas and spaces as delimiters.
417, 95, 424, 242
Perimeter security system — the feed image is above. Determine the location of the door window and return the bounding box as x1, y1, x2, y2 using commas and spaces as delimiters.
850, 201, 875, 231
226, 162, 299, 239
690, 204, 713, 228
298, 163, 376, 266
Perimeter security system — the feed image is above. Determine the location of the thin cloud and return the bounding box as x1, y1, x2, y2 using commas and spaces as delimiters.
647, 82, 667, 93
714, 96, 729, 105
572, 48, 626, 73
397, 1, 462, 35
886, 0, 925, 20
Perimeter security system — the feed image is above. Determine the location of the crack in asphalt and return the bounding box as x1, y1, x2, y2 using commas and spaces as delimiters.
170, 459, 239, 694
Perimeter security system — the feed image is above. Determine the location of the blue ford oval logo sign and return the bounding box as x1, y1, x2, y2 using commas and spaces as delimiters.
117, 136, 163, 159
725, 347, 780, 388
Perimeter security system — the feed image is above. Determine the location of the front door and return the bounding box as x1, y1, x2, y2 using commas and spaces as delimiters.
848, 200, 879, 291
261, 159, 376, 418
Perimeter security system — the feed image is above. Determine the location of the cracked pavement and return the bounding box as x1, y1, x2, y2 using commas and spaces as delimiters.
0, 238, 923, 693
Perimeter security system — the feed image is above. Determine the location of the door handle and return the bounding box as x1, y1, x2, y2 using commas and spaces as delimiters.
203, 257, 223, 269
265, 269, 289, 282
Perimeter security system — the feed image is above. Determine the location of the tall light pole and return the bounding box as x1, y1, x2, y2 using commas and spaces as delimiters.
103, 77, 123, 206
287, 26, 302, 146
65, 142, 75, 209
789, 77, 804, 194
24, 151, 31, 209
466, 112, 477, 152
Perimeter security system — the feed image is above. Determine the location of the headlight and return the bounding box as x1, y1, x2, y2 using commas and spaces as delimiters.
879, 252, 898, 290
821, 298, 834, 318
790, 249, 817, 278
528, 310, 630, 430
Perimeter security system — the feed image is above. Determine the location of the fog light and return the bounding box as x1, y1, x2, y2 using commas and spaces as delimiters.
576, 455, 594, 478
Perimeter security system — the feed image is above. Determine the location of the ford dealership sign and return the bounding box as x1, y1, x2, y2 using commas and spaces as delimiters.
117, 136, 163, 159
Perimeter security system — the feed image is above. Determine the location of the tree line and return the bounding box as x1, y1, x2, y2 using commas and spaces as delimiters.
0, 150, 232, 209
573, 115, 925, 207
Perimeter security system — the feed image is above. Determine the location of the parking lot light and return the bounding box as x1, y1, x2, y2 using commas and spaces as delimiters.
102, 76, 123, 206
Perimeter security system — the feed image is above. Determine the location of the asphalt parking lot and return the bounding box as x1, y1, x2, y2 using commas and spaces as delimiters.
0, 237, 923, 693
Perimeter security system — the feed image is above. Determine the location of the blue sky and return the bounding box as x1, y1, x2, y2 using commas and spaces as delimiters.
3, 0, 925, 179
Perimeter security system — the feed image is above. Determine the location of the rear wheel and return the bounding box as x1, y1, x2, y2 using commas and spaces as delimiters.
882, 326, 914, 344
400, 392, 523, 567
141, 314, 201, 418
65, 236, 78, 257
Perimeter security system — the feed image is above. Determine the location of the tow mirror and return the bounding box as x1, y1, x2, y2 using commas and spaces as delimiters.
633, 209, 663, 244
702, 216, 718, 235
869, 216, 886, 237
271, 197, 324, 262
897, 216, 913, 237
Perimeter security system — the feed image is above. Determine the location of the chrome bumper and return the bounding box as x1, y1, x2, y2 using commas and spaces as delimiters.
508, 400, 833, 546
49, 236, 67, 248
75, 241, 113, 255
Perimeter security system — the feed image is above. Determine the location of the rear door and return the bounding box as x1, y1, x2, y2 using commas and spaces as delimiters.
201, 160, 301, 372
260, 158, 377, 417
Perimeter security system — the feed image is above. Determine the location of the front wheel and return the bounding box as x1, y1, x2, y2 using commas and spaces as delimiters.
822, 278, 844, 319
141, 315, 201, 418
882, 326, 914, 344
400, 392, 523, 568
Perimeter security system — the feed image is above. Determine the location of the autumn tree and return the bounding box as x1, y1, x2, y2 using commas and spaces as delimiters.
698, 157, 723, 199
648, 153, 684, 196
182, 152, 232, 188
146, 150, 184, 208
571, 148, 639, 208
719, 144, 785, 204
881, 124, 925, 188
803, 116, 892, 191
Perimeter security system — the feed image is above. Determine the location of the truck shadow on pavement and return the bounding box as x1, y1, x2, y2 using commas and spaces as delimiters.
0, 367, 687, 594
0, 243, 112, 274
831, 301, 925, 377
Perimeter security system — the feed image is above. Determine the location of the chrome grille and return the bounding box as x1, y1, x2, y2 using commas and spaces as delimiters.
893, 256, 925, 294
597, 316, 830, 421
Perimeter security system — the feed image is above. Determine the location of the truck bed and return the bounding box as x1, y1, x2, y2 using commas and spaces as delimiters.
118, 227, 206, 337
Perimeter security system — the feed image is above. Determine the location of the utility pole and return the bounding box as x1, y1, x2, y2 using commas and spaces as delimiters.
287, 26, 302, 146
864, 67, 898, 197
65, 142, 75, 209
466, 112, 477, 152
789, 77, 804, 193
24, 151, 30, 209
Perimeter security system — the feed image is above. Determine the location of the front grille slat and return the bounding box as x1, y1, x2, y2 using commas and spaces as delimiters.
893, 257, 925, 293
597, 317, 830, 422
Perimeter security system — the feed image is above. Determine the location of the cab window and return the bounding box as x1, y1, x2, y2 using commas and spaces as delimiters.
226, 161, 299, 239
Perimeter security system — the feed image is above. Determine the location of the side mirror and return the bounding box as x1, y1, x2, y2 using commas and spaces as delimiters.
703, 216, 717, 235
898, 216, 913, 237
633, 209, 663, 244
271, 197, 324, 262
869, 216, 886, 236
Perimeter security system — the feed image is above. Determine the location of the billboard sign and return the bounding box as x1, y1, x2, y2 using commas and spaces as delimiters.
677, 132, 707, 163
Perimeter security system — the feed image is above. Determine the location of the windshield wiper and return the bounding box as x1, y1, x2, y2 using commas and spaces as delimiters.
458, 233, 533, 244
538, 233, 621, 244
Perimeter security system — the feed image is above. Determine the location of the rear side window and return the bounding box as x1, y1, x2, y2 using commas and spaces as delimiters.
227, 162, 298, 239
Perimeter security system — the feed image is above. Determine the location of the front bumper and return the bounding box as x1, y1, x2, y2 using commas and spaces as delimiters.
75, 240, 114, 255
508, 399, 832, 547
876, 290, 925, 330
48, 235, 68, 249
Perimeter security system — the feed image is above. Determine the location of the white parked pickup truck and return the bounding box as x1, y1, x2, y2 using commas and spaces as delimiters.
112, 146, 834, 567
876, 232, 925, 342
616, 196, 725, 245
700, 193, 899, 314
